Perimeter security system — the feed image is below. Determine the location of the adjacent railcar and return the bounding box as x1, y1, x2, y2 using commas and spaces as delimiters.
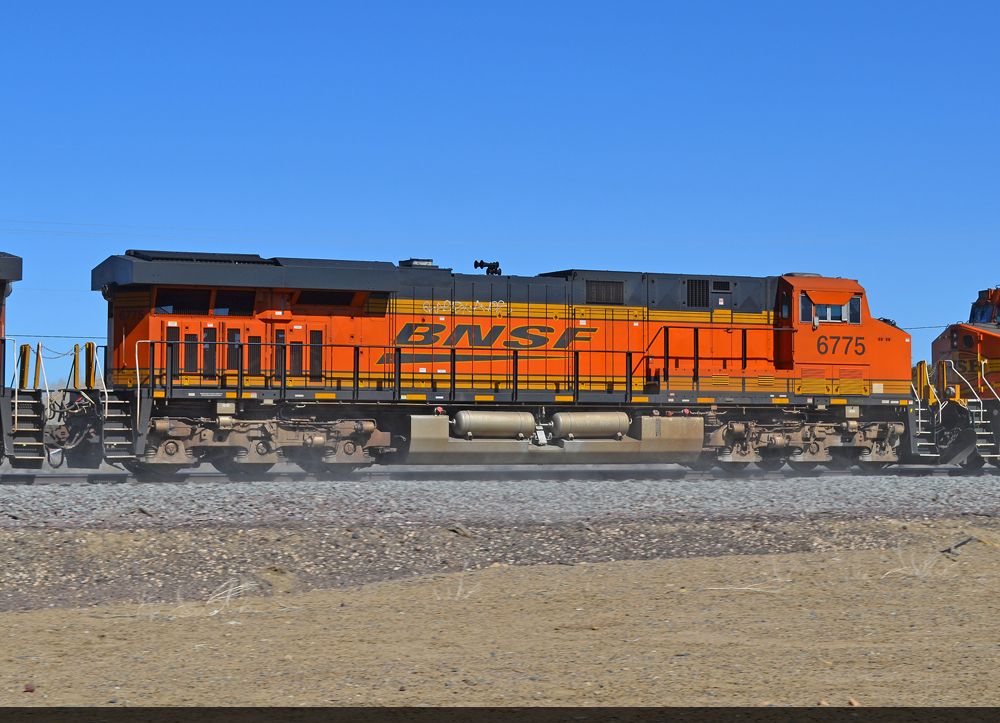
927, 287, 1000, 468
0, 253, 26, 464
74, 249, 912, 477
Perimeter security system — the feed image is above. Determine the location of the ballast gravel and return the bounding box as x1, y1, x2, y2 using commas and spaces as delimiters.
1, 472, 998, 530
2, 470, 998, 610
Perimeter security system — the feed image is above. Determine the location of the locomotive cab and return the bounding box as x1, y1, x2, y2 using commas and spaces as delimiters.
775, 274, 911, 398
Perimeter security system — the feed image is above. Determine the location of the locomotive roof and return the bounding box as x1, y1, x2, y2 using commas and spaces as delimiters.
93, 249, 787, 288
93, 249, 795, 313
92, 249, 401, 293
0, 252, 22, 283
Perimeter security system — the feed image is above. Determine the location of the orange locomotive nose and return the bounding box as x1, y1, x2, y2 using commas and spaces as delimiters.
932, 286, 1000, 398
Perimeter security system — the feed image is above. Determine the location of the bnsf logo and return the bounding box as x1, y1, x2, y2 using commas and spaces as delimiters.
394, 323, 598, 349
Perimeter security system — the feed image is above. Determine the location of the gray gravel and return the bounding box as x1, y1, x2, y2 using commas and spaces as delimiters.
2, 472, 998, 529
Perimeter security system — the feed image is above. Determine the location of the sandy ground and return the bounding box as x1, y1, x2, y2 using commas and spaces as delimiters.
3, 522, 1000, 706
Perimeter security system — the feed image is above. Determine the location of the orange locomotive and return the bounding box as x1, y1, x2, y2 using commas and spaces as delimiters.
926, 287, 1000, 469
47, 249, 916, 478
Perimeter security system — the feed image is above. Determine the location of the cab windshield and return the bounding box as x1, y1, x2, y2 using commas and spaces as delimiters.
970, 303, 996, 324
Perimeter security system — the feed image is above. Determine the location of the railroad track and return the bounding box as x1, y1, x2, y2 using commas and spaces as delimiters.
0, 464, 989, 485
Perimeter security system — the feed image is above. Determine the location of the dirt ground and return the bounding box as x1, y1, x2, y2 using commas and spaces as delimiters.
3, 523, 999, 706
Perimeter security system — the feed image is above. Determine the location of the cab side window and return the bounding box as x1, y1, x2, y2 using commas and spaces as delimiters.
801, 294, 863, 324
779, 290, 790, 319
849, 296, 861, 323
799, 294, 813, 322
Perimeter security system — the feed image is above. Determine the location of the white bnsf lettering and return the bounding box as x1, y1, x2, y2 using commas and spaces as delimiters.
421, 299, 508, 315
394, 323, 597, 349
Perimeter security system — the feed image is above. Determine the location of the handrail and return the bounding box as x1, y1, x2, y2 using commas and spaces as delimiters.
980, 359, 1000, 403
10, 339, 19, 432
94, 344, 110, 421
946, 359, 985, 409
116, 337, 892, 403
36, 345, 50, 415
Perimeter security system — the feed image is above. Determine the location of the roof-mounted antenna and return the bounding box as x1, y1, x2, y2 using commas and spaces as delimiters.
474, 259, 502, 276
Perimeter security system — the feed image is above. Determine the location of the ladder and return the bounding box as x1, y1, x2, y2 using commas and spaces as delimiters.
100, 391, 137, 463
9, 388, 46, 469
910, 361, 943, 460
967, 397, 999, 461
909, 385, 940, 459
946, 360, 999, 463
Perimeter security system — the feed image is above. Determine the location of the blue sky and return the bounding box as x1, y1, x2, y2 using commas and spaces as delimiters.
2, 0, 998, 377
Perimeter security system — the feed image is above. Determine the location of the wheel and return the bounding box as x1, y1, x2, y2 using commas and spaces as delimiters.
960, 454, 986, 472
123, 462, 188, 482
825, 452, 856, 471
211, 456, 274, 480
685, 453, 717, 471
718, 461, 751, 476
786, 461, 818, 473
290, 452, 363, 479
857, 461, 890, 474
756, 457, 786, 472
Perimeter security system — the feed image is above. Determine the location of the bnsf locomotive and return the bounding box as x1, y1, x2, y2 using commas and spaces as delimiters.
925, 286, 1000, 469
0, 248, 994, 477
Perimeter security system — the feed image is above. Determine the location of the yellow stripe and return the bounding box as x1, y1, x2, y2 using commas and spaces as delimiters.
632, 395, 649, 402
771, 398, 789, 404
898, 399, 909, 405
393, 299, 772, 324
474, 394, 494, 401
315, 392, 337, 399
401, 393, 426, 400
224, 391, 236, 398
152, 390, 165, 398
830, 398, 848, 405
696, 397, 716, 403
555, 395, 574, 402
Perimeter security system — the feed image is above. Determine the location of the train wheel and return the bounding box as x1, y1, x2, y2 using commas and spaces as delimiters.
960, 454, 986, 472
786, 461, 818, 473
857, 461, 890, 474
124, 462, 187, 483
825, 451, 856, 471
211, 457, 274, 480
291, 452, 363, 479
685, 453, 716, 471
718, 461, 751, 475
756, 457, 786, 472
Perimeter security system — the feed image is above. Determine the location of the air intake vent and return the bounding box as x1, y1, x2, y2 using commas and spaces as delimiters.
126, 249, 275, 265
586, 280, 624, 305
687, 279, 709, 308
